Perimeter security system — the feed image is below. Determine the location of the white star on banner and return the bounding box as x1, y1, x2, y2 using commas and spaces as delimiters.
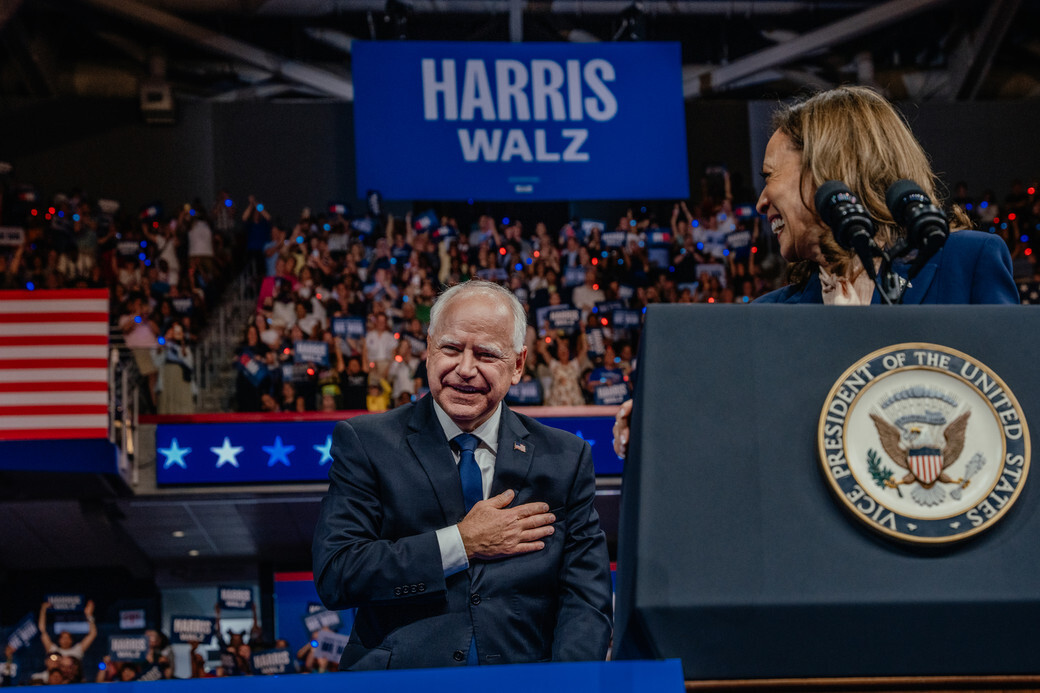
211, 437, 244, 468
314, 435, 334, 466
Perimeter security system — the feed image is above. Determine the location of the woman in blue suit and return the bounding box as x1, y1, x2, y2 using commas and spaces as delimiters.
754, 85, 1018, 305
612, 86, 1018, 455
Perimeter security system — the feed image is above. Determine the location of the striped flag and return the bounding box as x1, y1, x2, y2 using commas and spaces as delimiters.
0, 289, 110, 441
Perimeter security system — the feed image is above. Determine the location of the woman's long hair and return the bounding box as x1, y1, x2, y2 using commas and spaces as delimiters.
771, 85, 969, 283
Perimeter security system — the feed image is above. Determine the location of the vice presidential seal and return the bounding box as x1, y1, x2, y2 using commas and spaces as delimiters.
818, 343, 1029, 544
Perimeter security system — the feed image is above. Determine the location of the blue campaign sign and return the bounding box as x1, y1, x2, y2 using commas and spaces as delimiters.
170, 616, 216, 644
6, 613, 38, 651
546, 305, 582, 334
563, 267, 586, 287
294, 340, 330, 367
303, 606, 343, 634
612, 309, 642, 329
585, 328, 606, 357
251, 648, 294, 675
218, 586, 253, 611
594, 384, 630, 406
108, 634, 150, 662
353, 41, 688, 201
506, 380, 543, 405
332, 316, 365, 339
45, 594, 85, 612
581, 219, 606, 236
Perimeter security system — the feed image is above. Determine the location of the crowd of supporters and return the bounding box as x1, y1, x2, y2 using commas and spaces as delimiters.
0, 598, 346, 684
230, 177, 775, 413
2, 174, 1039, 415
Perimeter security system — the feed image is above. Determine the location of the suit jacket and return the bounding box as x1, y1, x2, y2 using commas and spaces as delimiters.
754, 229, 1020, 304
312, 395, 613, 670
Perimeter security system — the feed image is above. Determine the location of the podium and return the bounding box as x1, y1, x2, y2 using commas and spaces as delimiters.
613, 305, 1040, 684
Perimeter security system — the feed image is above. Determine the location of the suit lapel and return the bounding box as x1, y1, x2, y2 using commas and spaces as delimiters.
897, 254, 939, 305
491, 405, 534, 498
407, 397, 466, 525
469, 406, 533, 579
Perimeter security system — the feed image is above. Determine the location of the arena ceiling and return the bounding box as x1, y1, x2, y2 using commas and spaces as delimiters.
1, 0, 1038, 107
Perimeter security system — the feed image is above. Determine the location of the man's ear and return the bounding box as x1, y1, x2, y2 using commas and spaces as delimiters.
512, 347, 528, 385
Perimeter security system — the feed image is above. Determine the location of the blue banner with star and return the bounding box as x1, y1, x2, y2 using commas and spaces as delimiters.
156, 422, 337, 485
154, 413, 621, 485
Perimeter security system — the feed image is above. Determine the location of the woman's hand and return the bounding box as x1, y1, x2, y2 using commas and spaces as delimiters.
612, 399, 633, 458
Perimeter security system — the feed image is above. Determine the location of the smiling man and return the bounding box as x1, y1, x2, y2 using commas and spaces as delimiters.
313, 280, 612, 670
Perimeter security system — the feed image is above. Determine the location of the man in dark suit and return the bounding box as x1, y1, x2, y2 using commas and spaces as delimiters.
313, 280, 612, 670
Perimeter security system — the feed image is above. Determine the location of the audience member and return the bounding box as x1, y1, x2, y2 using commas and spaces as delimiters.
38, 599, 98, 663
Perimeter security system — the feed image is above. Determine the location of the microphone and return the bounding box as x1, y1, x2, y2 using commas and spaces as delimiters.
814, 180, 878, 276
885, 179, 949, 266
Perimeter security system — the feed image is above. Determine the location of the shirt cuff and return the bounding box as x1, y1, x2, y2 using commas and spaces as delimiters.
436, 525, 470, 578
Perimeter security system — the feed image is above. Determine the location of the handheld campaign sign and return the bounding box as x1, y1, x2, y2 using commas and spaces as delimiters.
171, 616, 216, 644
563, 267, 586, 287
332, 317, 366, 340
506, 380, 543, 405
294, 341, 330, 367
119, 609, 146, 630
545, 305, 582, 335
350, 217, 375, 235
45, 594, 84, 611
612, 309, 642, 329
581, 219, 606, 236
0, 227, 25, 246
6, 613, 38, 651
585, 328, 606, 356
251, 648, 294, 675
696, 262, 728, 285
594, 300, 625, 316
327, 231, 350, 252
432, 224, 458, 240
303, 606, 342, 634
235, 353, 268, 387
595, 383, 630, 406
648, 230, 672, 246
108, 635, 150, 662
353, 41, 688, 201
218, 586, 253, 610
314, 631, 350, 662
413, 209, 439, 232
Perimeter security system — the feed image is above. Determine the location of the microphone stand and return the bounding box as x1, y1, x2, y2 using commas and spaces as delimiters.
872, 239, 908, 305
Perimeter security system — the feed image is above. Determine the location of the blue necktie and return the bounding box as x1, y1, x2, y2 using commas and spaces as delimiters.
454, 433, 483, 512
454, 432, 483, 665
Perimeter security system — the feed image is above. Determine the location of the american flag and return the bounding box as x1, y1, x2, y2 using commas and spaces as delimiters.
0, 289, 110, 441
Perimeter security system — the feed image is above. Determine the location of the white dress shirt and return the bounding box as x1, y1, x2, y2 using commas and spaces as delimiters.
432, 400, 502, 576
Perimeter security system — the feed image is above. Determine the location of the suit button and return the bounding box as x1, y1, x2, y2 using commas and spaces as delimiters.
470, 593, 481, 605
418, 583, 426, 592
394, 587, 401, 597
453, 650, 465, 662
